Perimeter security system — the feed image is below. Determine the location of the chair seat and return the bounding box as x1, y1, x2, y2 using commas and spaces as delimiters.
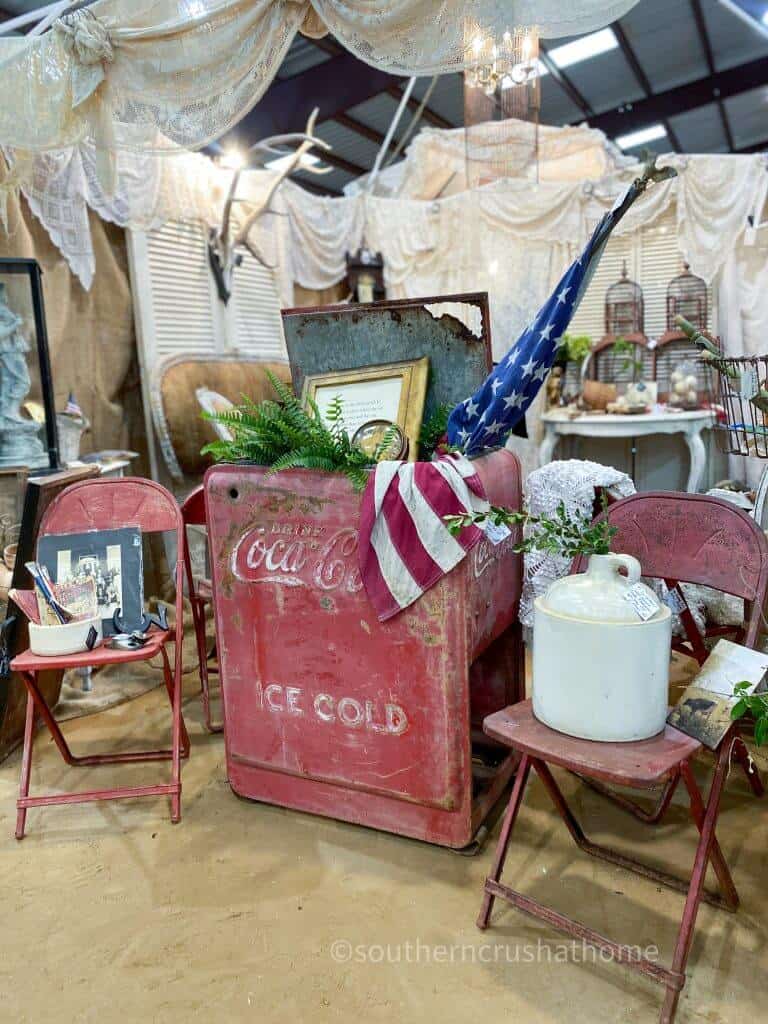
483, 700, 701, 789
195, 576, 212, 601
11, 630, 171, 673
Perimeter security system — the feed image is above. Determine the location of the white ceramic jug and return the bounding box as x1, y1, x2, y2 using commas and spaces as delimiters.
533, 553, 672, 742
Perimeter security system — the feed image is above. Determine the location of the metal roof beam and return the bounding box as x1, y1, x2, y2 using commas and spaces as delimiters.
228, 51, 398, 140
319, 149, 366, 177
385, 84, 453, 129
333, 112, 386, 146
583, 55, 768, 138
306, 35, 452, 133
611, 20, 680, 152
689, 0, 736, 151
290, 175, 343, 197
539, 42, 594, 118
735, 138, 768, 153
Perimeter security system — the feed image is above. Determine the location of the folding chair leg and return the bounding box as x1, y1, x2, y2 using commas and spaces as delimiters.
660, 741, 734, 1024
168, 649, 183, 826
576, 770, 680, 825
680, 759, 738, 910
21, 670, 77, 764
160, 647, 190, 757
477, 754, 531, 929
15, 692, 36, 840
192, 597, 222, 734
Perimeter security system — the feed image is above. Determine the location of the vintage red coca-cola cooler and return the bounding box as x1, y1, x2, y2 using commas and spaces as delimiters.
205, 448, 523, 848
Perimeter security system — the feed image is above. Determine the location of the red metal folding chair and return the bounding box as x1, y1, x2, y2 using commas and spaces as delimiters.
181, 486, 221, 734
11, 477, 189, 838
478, 701, 739, 1024
572, 491, 768, 823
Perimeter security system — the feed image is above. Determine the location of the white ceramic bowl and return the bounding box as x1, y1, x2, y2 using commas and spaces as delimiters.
28, 617, 102, 657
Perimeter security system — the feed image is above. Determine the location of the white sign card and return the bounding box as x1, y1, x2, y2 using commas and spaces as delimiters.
314, 377, 404, 438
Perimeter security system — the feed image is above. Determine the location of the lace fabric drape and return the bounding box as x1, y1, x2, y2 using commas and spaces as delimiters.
0, 0, 639, 162
12, 135, 767, 337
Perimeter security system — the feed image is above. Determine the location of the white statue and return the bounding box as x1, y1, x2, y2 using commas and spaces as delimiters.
0, 282, 46, 467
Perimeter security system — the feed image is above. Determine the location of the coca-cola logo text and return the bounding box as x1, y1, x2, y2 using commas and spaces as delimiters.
232, 520, 362, 592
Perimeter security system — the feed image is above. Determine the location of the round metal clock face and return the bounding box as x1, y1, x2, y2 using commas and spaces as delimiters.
352, 419, 408, 461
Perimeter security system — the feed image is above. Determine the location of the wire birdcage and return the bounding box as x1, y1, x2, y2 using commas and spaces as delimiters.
605, 261, 644, 336
710, 354, 768, 458
666, 263, 707, 332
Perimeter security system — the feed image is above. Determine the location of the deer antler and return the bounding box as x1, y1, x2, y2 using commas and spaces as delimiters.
233, 107, 332, 249
208, 107, 332, 302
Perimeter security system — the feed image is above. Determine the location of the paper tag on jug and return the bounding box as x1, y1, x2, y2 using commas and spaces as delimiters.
484, 520, 511, 546
623, 583, 659, 621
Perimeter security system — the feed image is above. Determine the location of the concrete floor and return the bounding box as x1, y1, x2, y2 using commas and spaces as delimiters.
2, 662, 767, 1024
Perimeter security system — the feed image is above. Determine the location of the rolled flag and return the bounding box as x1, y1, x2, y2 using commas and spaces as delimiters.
447, 160, 675, 455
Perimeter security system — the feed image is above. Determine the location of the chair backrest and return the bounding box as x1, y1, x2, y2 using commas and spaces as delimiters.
152, 353, 291, 481
37, 477, 186, 650
573, 491, 768, 648
39, 477, 182, 539
180, 485, 206, 529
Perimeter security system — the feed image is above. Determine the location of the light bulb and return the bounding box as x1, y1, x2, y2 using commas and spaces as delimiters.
220, 148, 246, 171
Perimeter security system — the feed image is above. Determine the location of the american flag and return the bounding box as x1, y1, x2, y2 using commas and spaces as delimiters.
447, 177, 649, 454
359, 171, 663, 619
62, 392, 84, 419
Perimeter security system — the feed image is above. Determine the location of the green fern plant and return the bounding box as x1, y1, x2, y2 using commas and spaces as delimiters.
418, 402, 460, 460
201, 371, 387, 491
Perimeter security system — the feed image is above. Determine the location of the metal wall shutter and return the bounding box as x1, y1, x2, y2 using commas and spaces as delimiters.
145, 220, 219, 360
568, 231, 634, 341
126, 219, 287, 478
228, 251, 287, 359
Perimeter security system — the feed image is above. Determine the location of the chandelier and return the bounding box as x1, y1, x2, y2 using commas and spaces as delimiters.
464, 26, 540, 96
463, 23, 541, 188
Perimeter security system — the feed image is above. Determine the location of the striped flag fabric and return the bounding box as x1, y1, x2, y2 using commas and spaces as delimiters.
447, 175, 655, 455
358, 452, 489, 621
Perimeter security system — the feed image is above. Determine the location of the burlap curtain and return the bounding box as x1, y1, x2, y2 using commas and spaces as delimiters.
0, 159, 147, 474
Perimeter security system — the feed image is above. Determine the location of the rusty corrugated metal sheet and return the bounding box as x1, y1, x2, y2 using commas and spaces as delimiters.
282, 293, 492, 419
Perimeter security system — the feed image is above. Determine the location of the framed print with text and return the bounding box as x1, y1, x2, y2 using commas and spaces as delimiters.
301, 357, 429, 462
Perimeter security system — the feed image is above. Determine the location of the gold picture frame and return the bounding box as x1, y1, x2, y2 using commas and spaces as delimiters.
301, 357, 429, 462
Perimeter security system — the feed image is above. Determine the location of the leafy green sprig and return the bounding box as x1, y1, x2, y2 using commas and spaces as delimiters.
445, 495, 617, 558
558, 333, 593, 364
418, 402, 459, 460
731, 682, 768, 747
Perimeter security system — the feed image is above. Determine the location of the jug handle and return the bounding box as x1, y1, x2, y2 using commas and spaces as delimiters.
607, 553, 641, 584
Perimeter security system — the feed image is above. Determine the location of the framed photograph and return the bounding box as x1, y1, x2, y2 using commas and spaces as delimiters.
37, 527, 144, 634
302, 357, 429, 461
0, 258, 59, 472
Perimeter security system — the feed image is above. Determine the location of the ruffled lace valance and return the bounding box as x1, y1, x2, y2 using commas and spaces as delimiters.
8, 132, 766, 313
0, 0, 639, 164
